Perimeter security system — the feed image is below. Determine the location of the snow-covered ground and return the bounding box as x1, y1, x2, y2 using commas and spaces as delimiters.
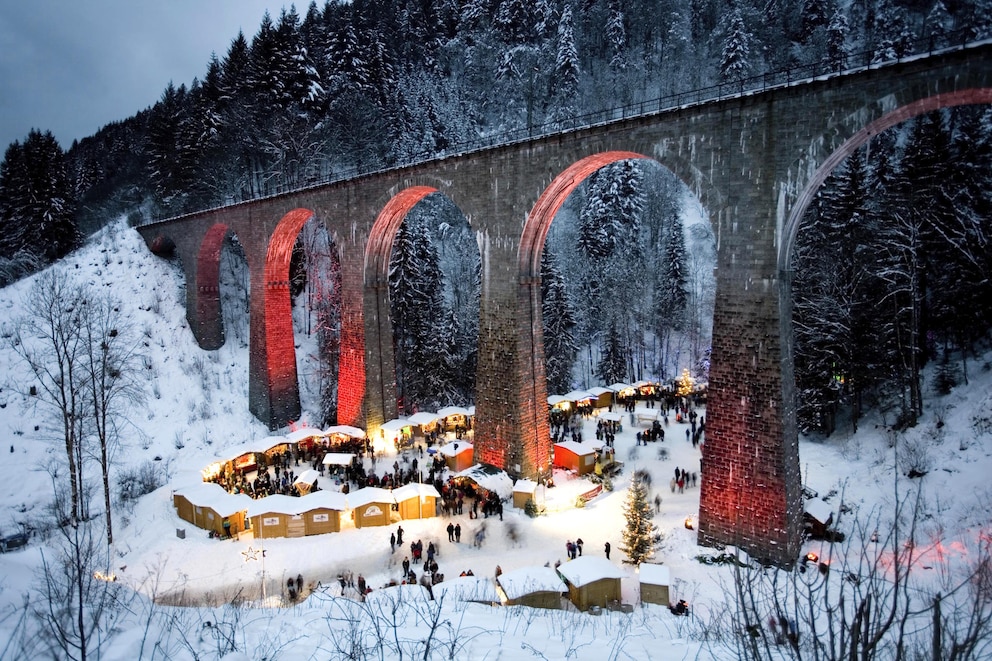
0, 219, 990, 660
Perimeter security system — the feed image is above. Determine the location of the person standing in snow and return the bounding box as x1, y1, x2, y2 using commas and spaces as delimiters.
455, 523, 462, 542
390, 531, 396, 553
604, 542, 611, 559
447, 522, 455, 542
576, 538, 584, 556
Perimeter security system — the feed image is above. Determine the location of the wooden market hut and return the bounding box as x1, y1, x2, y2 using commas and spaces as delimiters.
547, 394, 570, 412
438, 441, 474, 472
285, 426, 326, 452
556, 556, 625, 611
247, 491, 348, 539
173, 483, 251, 537
407, 411, 441, 438
587, 386, 614, 409
392, 482, 440, 520
301, 491, 348, 535
347, 487, 395, 528
512, 479, 538, 509
497, 566, 565, 609
639, 563, 671, 606
247, 494, 306, 539
380, 418, 413, 449
436, 406, 471, 433
553, 440, 597, 476
431, 576, 501, 605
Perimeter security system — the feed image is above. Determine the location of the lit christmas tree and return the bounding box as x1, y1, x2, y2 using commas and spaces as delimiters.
620, 477, 655, 565
677, 368, 695, 398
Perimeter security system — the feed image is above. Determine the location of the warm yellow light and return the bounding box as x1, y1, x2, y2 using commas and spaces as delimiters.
805, 552, 819, 563
684, 516, 694, 530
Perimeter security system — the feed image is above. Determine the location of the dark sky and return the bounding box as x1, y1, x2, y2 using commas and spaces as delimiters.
0, 0, 279, 151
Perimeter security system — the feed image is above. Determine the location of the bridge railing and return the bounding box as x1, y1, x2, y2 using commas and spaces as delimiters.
146, 27, 985, 225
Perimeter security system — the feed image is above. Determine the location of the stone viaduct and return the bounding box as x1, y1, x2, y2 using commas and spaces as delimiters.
136, 43, 992, 565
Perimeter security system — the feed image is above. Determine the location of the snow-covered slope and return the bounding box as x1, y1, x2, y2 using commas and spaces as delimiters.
0, 219, 990, 660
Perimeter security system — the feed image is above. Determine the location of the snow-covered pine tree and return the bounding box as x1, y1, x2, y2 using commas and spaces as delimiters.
597, 323, 628, 385
0, 130, 79, 264
720, 9, 752, 83
551, 4, 580, 126
620, 476, 655, 565
542, 249, 578, 395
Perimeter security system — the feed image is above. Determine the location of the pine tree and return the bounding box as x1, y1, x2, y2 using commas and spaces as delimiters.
597, 323, 628, 385
620, 476, 655, 565
551, 4, 580, 125
720, 9, 752, 83
0, 130, 79, 263
542, 250, 578, 395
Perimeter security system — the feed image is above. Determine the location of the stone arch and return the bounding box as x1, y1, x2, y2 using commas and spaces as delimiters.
259, 208, 315, 428
362, 186, 440, 434
194, 223, 230, 350
780, 88, 992, 272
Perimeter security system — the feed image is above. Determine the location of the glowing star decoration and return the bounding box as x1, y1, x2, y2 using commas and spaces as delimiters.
242, 546, 261, 563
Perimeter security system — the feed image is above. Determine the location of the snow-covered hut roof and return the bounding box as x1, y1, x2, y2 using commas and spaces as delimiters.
497, 566, 565, 600
324, 425, 365, 439
432, 576, 500, 604
174, 483, 252, 517
556, 556, 626, 588
436, 406, 470, 418
408, 411, 441, 426
437, 441, 473, 457
346, 487, 395, 508
284, 427, 325, 444
293, 469, 319, 486
563, 389, 594, 402
607, 382, 634, 393
392, 483, 441, 501
228, 436, 289, 457
587, 386, 613, 397
321, 453, 355, 466
455, 464, 514, 499
512, 479, 538, 495
547, 395, 568, 406
247, 491, 348, 517
804, 498, 834, 525
554, 440, 597, 456
638, 563, 671, 586
380, 418, 411, 432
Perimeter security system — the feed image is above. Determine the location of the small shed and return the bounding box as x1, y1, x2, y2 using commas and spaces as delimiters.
803, 498, 836, 539
392, 482, 440, 520
301, 491, 348, 535
436, 406, 471, 432
556, 556, 625, 611
293, 469, 320, 495
497, 566, 565, 609
379, 418, 413, 448
553, 440, 598, 476
547, 394, 570, 411
247, 495, 307, 539
407, 411, 441, 437
587, 386, 614, 409
512, 479, 539, 509
173, 483, 251, 537
639, 563, 671, 606
247, 492, 349, 538
285, 426, 326, 451
348, 487, 395, 528
438, 441, 474, 472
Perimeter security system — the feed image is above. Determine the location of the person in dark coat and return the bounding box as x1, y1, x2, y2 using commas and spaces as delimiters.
604, 542, 611, 559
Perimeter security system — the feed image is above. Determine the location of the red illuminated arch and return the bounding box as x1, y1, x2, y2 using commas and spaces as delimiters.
781, 88, 992, 272
365, 186, 439, 278
263, 208, 315, 423
518, 151, 649, 277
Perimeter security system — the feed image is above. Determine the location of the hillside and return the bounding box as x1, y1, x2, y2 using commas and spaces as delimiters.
0, 219, 990, 659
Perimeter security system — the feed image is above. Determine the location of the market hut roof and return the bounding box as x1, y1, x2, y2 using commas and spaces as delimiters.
436, 406, 471, 418
437, 441, 473, 457
346, 487, 395, 508
497, 566, 565, 600
174, 483, 252, 517
556, 556, 627, 588
321, 453, 355, 466
293, 469, 319, 486
392, 483, 441, 501
638, 563, 671, 586
407, 411, 441, 426
284, 427, 325, 444
380, 418, 411, 432
324, 425, 365, 439
554, 440, 597, 456
432, 576, 500, 603
512, 479, 538, 495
